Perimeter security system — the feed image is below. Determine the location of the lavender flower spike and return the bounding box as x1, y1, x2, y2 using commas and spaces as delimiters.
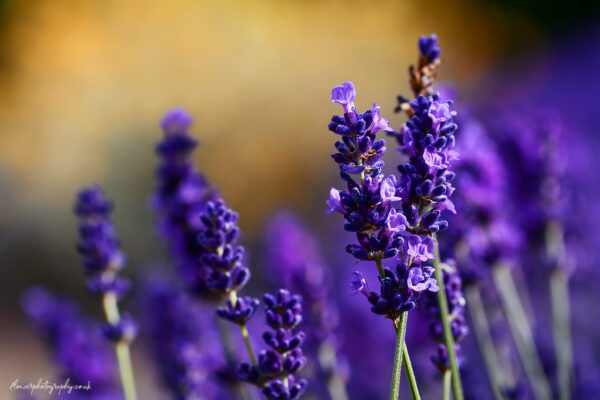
238, 289, 308, 400
74, 186, 138, 400
152, 107, 216, 300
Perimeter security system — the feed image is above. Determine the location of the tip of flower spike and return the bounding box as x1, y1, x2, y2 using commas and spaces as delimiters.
418, 34, 441, 62
161, 107, 193, 134
331, 81, 356, 106
74, 185, 113, 217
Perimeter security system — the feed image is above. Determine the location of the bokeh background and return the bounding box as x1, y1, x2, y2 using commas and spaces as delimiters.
1, 0, 599, 398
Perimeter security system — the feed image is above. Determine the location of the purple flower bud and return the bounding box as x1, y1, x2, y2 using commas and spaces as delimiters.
418, 34, 441, 62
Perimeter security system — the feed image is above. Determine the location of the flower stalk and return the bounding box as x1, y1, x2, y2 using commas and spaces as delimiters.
432, 236, 464, 400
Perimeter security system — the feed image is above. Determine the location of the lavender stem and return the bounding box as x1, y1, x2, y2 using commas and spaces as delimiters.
229, 290, 257, 365
402, 340, 421, 399
102, 292, 138, 400
492, 264, 552, 400
551, 269, 572, 400
442, 370, 451, 400
546, 221, 573, 400
465, 285, 504, 400
390, 312, 408, 400
432, 234, 464, 400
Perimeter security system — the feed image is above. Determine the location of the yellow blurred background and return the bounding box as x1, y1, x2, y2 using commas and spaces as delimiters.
0, 0, 548, 397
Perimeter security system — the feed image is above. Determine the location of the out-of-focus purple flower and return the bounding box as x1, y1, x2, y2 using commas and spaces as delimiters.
265, 212, 348, 398
419, 34, 441, 63
152, 108, 216, 299
217, 296, 260, 326
426, 265, 468, 372
74, 186, 128, 296
351, 271, 370, 296
101, 315, 138, 344
21, 288, 121, 397
238, 289, 308, 400
141, 277, 226, 400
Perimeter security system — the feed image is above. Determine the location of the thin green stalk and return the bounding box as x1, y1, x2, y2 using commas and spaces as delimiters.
551, 269, 572, 400
402, 342, 421, 400
492, 264, 552, 400
465, 285, 505, 400
442, 370, 451, 400
390, 312, 408, 400
546, 221, 572, 400
102, 292, 138, 400
229, 291, 257, 365
240, 325, 257, 365
432, 234, 464, 400
318, 342, 349, 400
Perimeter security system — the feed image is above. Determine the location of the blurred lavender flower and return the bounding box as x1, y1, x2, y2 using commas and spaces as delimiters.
238, 289, 308, 400
22, 287, 121, 399
152, 107, 216, 299
425, 263, 468, 372
74, 186, 129, 298
141, 276, 226, 400
264, 212, 348, 398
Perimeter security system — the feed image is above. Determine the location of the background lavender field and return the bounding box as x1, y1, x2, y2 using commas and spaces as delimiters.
0, 0, 599, 399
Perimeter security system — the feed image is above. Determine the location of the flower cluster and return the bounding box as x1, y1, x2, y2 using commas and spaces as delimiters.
238, 289, 308, 400
74, 186, 129, 297
327, 81, 441, 320
394, 93, 458, 235
21, 288, 121, 398
152, 108, 216, 298
265, 212, 348, 396
425, 264, 468, 372
74, 186, 138, 345
326, 81, 402, 262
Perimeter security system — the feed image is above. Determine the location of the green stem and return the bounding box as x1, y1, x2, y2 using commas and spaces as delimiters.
240, 325, 257, 365
546, 221, 572, 400
229, 291, 257, 365
390, 312, 408, 400
465, 285, 505, 400
492, 264, 552, 400
102, 292, 138, 400
432, 234, 464, 400
375, 258, 385, 279
442, 370, 451, 400
318, 342, 349, 400
402, 342, 421, 400
551, 269, 572, 400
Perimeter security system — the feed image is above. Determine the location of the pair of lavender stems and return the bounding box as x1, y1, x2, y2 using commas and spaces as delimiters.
326, 34, 464, 400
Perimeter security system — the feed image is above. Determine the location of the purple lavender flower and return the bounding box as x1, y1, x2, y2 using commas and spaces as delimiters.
74, 186, 129, 298
192, 198, 251, 300
141, 277, 225, 399
407, 235, 435, 264
238, 289, 308, 400
394, 94, 458, 235
21, 288, 121, 398
327, 81, 404, 262
152, 108, 216, 299
425, 265, 468, 372
331, 81, 356, 114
